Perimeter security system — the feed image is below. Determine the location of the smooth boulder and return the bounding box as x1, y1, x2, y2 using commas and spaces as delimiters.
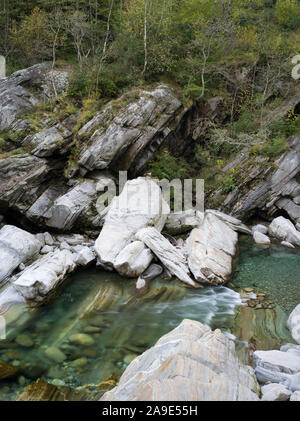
114, 241, 153, 278
269, 216, 300, 247
287, 304, 300, 345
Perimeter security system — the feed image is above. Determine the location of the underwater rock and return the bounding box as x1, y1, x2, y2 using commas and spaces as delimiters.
101, 319, 259, 401
186, 212, 238, 285
114, 241, 153, 278
44, 347, 67, 363
0, 359, 19, 380
15, 334, 34, 348
136, 227, 196, 287
287, 303, 300, 344
95, 177, 169, 268
252, 224, 268, 235
69, 333, 95, 347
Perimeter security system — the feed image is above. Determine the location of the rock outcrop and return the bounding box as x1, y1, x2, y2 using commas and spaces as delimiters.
77, 85, 183, 176
222, 136, 300, 224
101, 319, 260, 401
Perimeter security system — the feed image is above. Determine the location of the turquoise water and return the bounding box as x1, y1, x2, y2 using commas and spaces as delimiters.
0, 237, 299, 400
233, 237, 300, 314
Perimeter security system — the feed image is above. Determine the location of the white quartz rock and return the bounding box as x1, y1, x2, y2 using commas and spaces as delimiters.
114, 241, 153, 278
269, 216, 300, 247
253, 231, 271, 245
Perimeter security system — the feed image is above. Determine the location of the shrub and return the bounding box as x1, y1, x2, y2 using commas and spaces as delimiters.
147, 149, 190, 181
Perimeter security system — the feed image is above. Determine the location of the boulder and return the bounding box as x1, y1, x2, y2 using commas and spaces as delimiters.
78, 85, 183, 176
287, 304, 300, 344
95, 177, 169, 268
0, 225, 42, 283
269, 216, 300, 247
281, 241, 295, 249
12, 249, 77, 304
101, 319, 259, 401
253, 231, 271, 245
164, 210, 202, 235
261, 383, 291, 401
186, 212, 238, 285
114, 241, 153, 278
136, 227, 196, 287
73, 246, 95, 266
206, 209, 251, 234
140, 264, 163, 282
252, 224, 268, 235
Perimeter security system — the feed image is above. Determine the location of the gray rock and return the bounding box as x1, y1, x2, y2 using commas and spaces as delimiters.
22, 126, 72, 158
45, 347, 67, 363
141, 264, 163, 282
287, 304, 300, 345
254, 349, 300, 375
78, 85, 182, 176
261, 383, 292, 401
40, 245, 54, 254
44, 232, 54, 246
164, 210, 202, 235
101, 319, 259, 401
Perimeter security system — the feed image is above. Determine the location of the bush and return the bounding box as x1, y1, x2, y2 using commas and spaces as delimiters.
147, 149, 190, 181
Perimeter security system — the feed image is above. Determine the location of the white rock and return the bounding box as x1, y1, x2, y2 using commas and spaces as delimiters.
12, 249, 77, 304
206, 209, 251, 234
44, 232, 54, 246
269, 216, 300, 247
186, 212, 238, 285
35, 233, 46, 247
136, 227, 196, 287
40, 245, 54, 254
60, 241, 71, 250
95, 177, 169, 268
0, 225, 42, 283
261, 383, 292, 401
281, 241, 295, 248
296, 223, 300, 232
287, 304, 300, 345
253, 231, 271, 245
101, 319, 259, 401
136, 278, 146, 290
114, 241, 153, 278
290, 391, 300, 401
252, 224, 268, 235
73, 246, 95, 266
254, 350, 300, 375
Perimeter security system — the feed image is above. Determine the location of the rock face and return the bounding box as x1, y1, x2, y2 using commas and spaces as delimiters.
12, 249, 77, 304
0, 225, 42, 284
136, 227, 196, 287
101, 319, 260, 401
287, 304, 300, 344
0, 154, 52, 215
22, 125, 72, 158
77, 85, 183, 176
268, 216, 300, 247
222, 136, 300, 224
186, 212, 238, 285
95, 177, 169, 269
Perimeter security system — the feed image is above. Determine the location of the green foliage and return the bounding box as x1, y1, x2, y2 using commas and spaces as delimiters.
147, 149, 190, 181
222, 175, 236, 194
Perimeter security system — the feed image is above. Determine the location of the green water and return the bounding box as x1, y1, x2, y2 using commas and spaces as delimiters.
0, 238, 299, 400
233, 237, 300, 314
